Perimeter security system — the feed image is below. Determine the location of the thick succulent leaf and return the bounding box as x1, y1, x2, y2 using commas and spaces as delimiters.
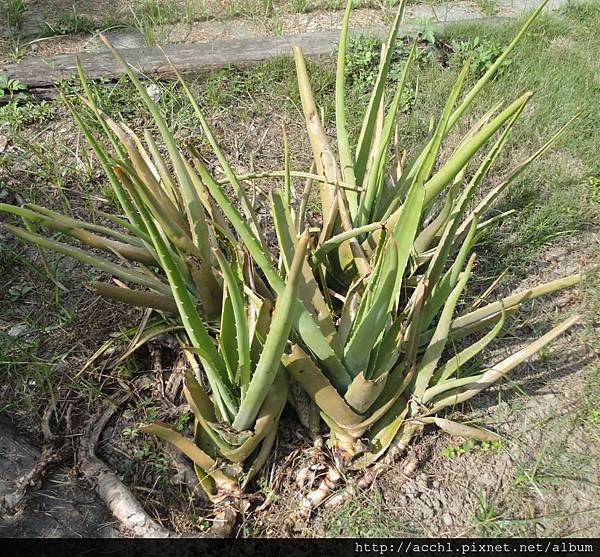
413, 183, 456, 254
197, 153, 351, 390
0, 204, 156, 265
215, 250, 251, 393
283, 344, 362, 428
354, 1, 406, 188
141, 422, 217, 476
423, 93, 532, 207
99, 36, 215, 265
451, 275, 581, 333
419, 417, 501, 442
271, 190, 342, 355
344, 237, 398, 376
363, 42, 416, 224
335, 0, 358, 217
119, 170, 237, 422
313, 222, 384, 264
2, 223, 170, 294
227, 370, 288, 464
429, 315, 580, 413
455, 114, 579, 241
344, 371, 388, 415
413, 254, 475, 400
91, 281, 177, 312
351, 396, 412, 469
24, 203, 145, 247
61, 92, 146, 237
232, 233, 308, 431
415, 58, 471, 190
429, 306, 506, 387
293, 46, 338, 219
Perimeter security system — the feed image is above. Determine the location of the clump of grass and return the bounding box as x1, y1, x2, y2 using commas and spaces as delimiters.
449, 37, 512, 78
43, 6, 96, 36
7, 0, 25, 31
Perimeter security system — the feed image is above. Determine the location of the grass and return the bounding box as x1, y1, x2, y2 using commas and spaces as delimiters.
6, 0, 25, 31
0, 0, 598, 537
43, 6, 97, 37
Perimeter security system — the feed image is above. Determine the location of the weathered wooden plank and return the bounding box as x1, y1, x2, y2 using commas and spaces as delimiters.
1, 19, 510, 94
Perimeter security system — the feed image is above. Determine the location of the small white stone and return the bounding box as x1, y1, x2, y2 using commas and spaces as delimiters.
146, 84, 161, 103
8, 324, 28, 337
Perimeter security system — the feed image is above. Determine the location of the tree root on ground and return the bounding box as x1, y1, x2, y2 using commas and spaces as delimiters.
0, 406, 68, 515
0, 446, 67, 515
79, 392, 177, 538
80, 392, 237, 538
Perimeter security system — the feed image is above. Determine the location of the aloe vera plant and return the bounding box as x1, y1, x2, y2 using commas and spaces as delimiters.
0, 0, 582, 529
0, 36, 307, 514
189, 0, 582, 512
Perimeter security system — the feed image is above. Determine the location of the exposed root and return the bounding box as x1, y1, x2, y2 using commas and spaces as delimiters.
0, 405, 68, 515
298, 446, 345, 520
0, 445, 66, 515
300, 423, 425, 515
300, 465, 342, 518
323, 455, 419, 510
210, 495, 239, 537
79, 392, 236, 538
79, 392, 178, 538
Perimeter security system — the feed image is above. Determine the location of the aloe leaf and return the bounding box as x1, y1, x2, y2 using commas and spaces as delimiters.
455, 114, 579, 240
24, 204, 145, 247
352, 395, 412, 469
361, 42, 416, 225
0, 203, 156, 265
282, 125, 292, 210
423, 92, 532, 206
430, 306, 506, 388
143, 129, 181, 205
230, 371, 288, 465
2, 223, 170, 294
283, 344, 363, 428
99, 36, 214, 264
293, 45, 339, 219
344, 237, 398, 377
312, 221, 384, 264
91, 281, 177, 312
419, 417, 501, 442
219, 291, 238, 385
164, 60, 269, 254
232, 233, 308, 431
335, 0, 358, 217
344, 371, 388, 415
141, 422, 236, 487
197, 154, 351, 390
451, 274, 581, 334
60, 91, 146, 237
417, 57, 471, 189
116, 170, 237, 422
271, 190, 342, 354
413, 183, 456, 254
354, 1, 406, 188
429, 314, 580, 414
413, 254, 476, 401
215, 250, 251, 394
